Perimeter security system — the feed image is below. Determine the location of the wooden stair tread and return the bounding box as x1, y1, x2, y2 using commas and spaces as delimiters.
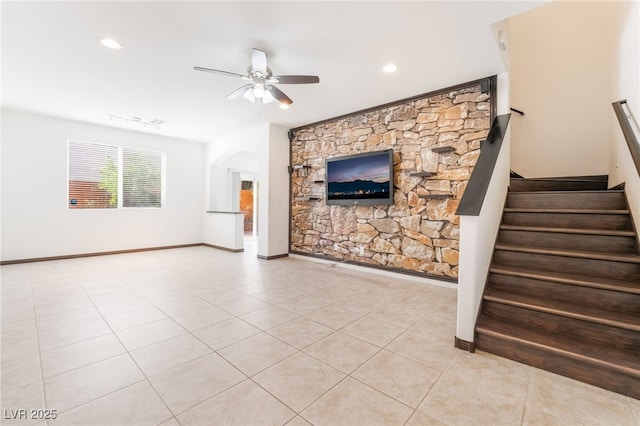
509, 189, 624, 195
511, 177, 607, 182
481, 178, 640, 398
499, 225, 636, 237
504, 208, 630, 215
490, 265, 640, 295
483, 289, 640, 332
475, 317, 640, 377
508, 177, 609, 192
495, 243, 640, 263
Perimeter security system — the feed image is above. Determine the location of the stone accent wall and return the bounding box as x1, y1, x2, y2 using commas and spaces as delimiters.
290, 83, 492, 280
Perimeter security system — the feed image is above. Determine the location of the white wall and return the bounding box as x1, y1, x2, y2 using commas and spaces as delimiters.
611, 0, 640, 118
203, 212, 244, 251
207, 150, 260, 212
610, 0, 640, 230
457, 125, 510, 343
264, 124, 291, 257
456, 71, 512, 343
206, 123, 289, 258
206, 127, 265, 212
456, 70, 511, 343
1, 108, 205, 261
510, 1, 618, 178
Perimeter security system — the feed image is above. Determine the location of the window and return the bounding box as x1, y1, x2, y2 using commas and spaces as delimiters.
68, 141, 119, 209
122, 147, 163, 208
68, 140, 165, 209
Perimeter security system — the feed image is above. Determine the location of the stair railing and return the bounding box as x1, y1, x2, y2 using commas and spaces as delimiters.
457, 114, 511, 216
454, 113, 511, 351
612, 99, 640, 236
612, 99, 640, 177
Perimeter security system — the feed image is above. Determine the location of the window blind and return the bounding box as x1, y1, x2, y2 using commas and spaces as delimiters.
122, 147, 163, 208
68, 141, 118, 208
68, 141, 164, 209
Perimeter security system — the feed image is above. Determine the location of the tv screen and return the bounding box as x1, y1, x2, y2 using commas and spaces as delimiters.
326, 150, 394, 206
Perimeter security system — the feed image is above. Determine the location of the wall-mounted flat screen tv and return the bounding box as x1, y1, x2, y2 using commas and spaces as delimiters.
326, 149, 394, 206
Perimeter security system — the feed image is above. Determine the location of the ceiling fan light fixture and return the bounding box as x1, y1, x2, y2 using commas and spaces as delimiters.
279, 103, 290, 110
194, 47, 318, 107
253, 83, 266, 99
262, 90, 275, 104
243, 89, 256, 102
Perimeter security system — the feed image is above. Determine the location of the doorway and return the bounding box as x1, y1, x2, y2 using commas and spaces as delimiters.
240, 179, 257, 238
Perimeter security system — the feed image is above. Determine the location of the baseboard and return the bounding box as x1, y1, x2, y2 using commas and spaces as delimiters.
202, 243, 244, 253
0, 243, 204, 265
257, 253, 289, 260
289, 250, 458, 285
609, 182, 626, 190
1, 245, 293, 265
454, 336, 476, 353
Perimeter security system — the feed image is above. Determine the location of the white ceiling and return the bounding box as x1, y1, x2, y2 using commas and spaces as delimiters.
1, 1, 544, 144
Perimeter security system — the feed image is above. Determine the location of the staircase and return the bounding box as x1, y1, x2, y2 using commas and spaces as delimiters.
475, 176, 640, 399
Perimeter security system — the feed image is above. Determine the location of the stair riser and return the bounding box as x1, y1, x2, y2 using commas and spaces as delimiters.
479, 180, 640, 400
475, 333, 640, 400
509, 180, 608, 192
481, 303, 640, 352
493, 250, 640, 282
502, 212, 632, 231
489, 273, 640, 314
498, 229, 638, 254
506, 192, 626, 210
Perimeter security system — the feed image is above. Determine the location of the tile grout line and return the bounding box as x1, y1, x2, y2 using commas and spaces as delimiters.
67, 273, 176, 425
105, 271, 220, 426
519, 365, 535, 426
102, 269, 315, 413
194, 316, 366, 424
198, 296, 389, 425
343, 315, 441, 426
239, 288, 452, 424
402, 346, 458, 426
28, 262, 52, 418
143, 296, 264, 421
269, 313, 424, 425
628, 398, 640, 426
22, 255, 416, 424
293, 328, 389, 422
8, 247, 636, 425
1, 264, 48, 422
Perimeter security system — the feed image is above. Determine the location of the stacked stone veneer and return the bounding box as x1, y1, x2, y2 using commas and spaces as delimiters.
290, 84, 491, 279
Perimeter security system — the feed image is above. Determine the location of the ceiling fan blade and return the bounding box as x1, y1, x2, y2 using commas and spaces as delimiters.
251, 48, 268, 76
266, 85, 293, 105
194, 66, 246, 79
226, 84, 254, 100
271, 75, 320, 84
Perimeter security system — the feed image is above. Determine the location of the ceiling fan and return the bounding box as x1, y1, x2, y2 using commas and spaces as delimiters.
194, 48, 320, 107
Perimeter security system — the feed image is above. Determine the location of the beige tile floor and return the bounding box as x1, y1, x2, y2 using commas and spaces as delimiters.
1, 245, 638, 426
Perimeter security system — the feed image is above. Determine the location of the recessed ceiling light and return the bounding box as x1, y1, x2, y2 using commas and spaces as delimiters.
383, 63, 398, 73
100, 38, 122, 50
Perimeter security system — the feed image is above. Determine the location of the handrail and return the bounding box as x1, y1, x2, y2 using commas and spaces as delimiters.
612, 99, 640, 177
510, 107, 525, 116
456, 114, 511, 216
